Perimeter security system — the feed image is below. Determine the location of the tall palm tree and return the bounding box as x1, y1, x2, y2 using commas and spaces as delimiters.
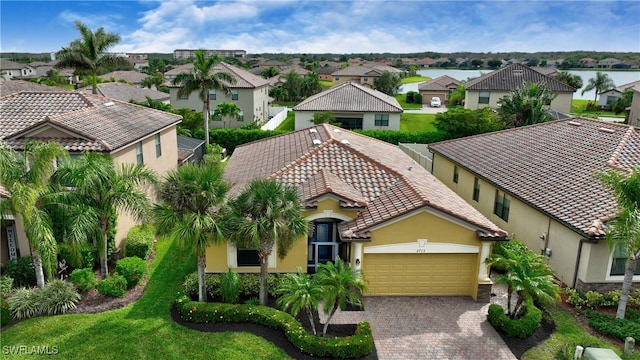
227, 178, 309, 306
172, 50, 236, 146
598, 167, 640, 319
497, 81, 556, 128
213, 102, 242, 129
0, 142, 68, 287
55, 21, 130, 94
52, 152, 157, 278
316, 257, 367, 337
153, 156, 227, 302
582, 71, 615, 103
276, 268, 323, 335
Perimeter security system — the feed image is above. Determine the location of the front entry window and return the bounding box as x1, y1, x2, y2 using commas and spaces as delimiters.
308, 221, 345, 272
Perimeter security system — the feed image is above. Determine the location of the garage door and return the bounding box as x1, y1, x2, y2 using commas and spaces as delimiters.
363, 253, 476, 296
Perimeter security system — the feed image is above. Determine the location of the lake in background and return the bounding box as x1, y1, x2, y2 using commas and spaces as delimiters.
400, 69, 640, 100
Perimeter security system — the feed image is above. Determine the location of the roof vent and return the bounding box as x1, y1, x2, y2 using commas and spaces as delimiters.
568, 121, 582, 126
312, 139, 322, 146
340, 139, 350, 145
104, 102, 115, 107
598, 127, 615, 133
333, 129, 341, 133
309, 128, 317, 133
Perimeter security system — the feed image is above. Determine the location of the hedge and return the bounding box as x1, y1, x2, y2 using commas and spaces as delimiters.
124, 224, 155, 259
175, 295, 373, 359
1, 298, 11, 326
487, 303, 542, 338
586, 309, 640, 342
209, 129, 286, 155
115, 257, 147, 289
183, 272, 283, 300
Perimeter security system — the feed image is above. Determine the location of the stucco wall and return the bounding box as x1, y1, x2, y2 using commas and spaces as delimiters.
465, 90, 573, 114
294, 111, 400, 130
629, 90, 640, 128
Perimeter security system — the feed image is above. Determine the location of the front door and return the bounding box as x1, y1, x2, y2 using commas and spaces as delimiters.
308, 222, 339, 272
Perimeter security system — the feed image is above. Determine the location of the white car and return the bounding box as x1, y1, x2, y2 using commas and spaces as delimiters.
430, 97, 441, 107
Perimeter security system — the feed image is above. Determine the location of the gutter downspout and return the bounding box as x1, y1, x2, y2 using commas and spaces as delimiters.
572, 237, 600, 288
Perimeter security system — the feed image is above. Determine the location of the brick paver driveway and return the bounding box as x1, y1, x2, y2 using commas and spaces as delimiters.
321, 296, 516, 360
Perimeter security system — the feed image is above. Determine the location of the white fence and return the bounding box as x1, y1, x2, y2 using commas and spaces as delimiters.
399, 143, 433, 172
261, 107, 288, 130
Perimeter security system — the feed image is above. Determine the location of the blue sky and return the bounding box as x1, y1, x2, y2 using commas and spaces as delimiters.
1, 1, 639, 54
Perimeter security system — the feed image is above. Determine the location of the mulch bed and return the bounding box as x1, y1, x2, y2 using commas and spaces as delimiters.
494, 317, 556, 359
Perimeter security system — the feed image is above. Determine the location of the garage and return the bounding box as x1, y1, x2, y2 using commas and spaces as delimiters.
363, 253, 477, 296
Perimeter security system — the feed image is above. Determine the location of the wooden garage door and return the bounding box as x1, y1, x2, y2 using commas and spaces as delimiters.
364, 253, 476, 296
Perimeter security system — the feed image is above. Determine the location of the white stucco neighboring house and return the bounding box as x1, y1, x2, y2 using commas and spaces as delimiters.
597, 79, 640, 108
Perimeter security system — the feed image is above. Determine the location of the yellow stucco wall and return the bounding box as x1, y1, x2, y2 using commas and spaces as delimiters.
464, 90, 573, 114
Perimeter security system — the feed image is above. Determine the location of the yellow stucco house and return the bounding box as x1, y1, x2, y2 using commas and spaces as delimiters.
0, 90, 182, 267
428, 118, 640, 292
209, 124, 508, 301
464, 63, 576, 114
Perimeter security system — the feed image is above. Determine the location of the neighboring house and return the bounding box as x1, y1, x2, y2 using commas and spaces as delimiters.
464, 63, 576, 114
0, 79, 65, 95
0, 59, 37, 81
98, 71, 148, 86
531, 67, 558, 77
428, 118, 640, 292
293, 82, 403, 130
77, 82, 170, 103
173, 49, 246, 60
418, 75, 463, 105
580, 58, 598, 68
214, 123, 507, 301
166, 62, 270, 128
316, 66, 337, 81
599, 58, 621, 68
0, 91, 182, 267
597, 79, 640, 108
629, 85, 640, 128
177, 135, 206, 164
331, 65, 402, 88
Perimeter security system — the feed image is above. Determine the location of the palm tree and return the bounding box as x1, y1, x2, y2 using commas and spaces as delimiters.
55, 21, 130, 94
153, 156, 227, 302
0, 142, 68, 287
598, 167, 640, 319
316, 257, 367, 337
554, 71, 583, 90
141, 74, 163, 90
497, 81, 556, 128
213, 102, 242, 129
582, 71, 615, 103
260, 66, 279, 79
52, 152, 157, 278
276, 268, 323, 335
172, 50, 236, 146
227, 178, 309, 306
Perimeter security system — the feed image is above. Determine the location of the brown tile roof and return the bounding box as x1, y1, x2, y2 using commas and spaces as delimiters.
332, 64, 402, 77
0, 91, 181, 152
224, 124, 507, 240
465, 63, 576, 92
167, 62, 269, 89
418, 75, 463, 91
293, 82, 402, 113
77, 82, 170, 103
98, 71, 147, 84
0, 80, 67, 96
428, 118, 640, 238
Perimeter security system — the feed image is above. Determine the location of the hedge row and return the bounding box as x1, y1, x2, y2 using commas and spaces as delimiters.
183, 272, 283, 300
125, 224, 155, 259
175, 295, 373, 359
487, 303, 542, 338
586, 309, 640, 342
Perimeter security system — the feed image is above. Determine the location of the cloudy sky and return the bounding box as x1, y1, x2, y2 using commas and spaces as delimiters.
1, 1, 639, 54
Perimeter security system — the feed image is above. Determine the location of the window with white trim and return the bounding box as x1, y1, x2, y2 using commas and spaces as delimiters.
479, 91, 490, 104
374, 114, 389, 126
610, 248, 640, 276
136, 142, 144, 164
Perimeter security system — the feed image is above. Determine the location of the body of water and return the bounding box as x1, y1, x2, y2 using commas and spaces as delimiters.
400, 69, 640, 100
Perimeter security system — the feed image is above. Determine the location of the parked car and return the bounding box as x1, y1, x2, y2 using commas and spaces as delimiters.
430, 97, 441, 107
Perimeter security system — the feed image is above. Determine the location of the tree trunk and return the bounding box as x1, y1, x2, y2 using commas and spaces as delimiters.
203, 98, 210, 147
32, 249, 46, 288
100, 236, 109, 279
506, 288, 513, 317
617, 257, 637, 319
306, 306, 317, 335
259, 252, 269, 306
322, 302, 338, 337
92, 69, 98, 95
198, 254, 206, 302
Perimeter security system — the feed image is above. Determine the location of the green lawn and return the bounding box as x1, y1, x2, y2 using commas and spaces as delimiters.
570, 99, 625, 118
400, 113, 437, 131
0, 238, 291, 360
395, 94, 423, 109
275, 111, 295, 131
401, 76, 430, 84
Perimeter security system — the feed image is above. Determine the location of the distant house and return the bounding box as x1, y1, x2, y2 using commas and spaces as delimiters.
173, 49, 246, 60
293, 82, 403, 130
331, 65, 402, 88
76, 82, 170, 103
0, 79, 65, 95
166, 62, 270, 128
316, 66, 337, 81
0, 59, 36, 81
98, 71, 148, 86
418, 75, 463, 105
464, 63, 576, 114
428, 118, 640, 292
597, 80, 640, 108
580, 58, 598, 68
628, 85, 640, 128
598, 58, 621, 69
531, 67, 558, 77
0, 91, 182, 266
177, 135, 205, 164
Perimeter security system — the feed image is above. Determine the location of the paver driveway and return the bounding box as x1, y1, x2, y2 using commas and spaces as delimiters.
321, 296, 516, 360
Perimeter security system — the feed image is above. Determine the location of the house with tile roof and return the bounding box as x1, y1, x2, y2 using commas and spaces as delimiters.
331, 64, 402, 88
210, 123, 508, 301
0, 91, 182, 267
464, 63, 576, 114
98, 70, 148, 86
418, 75, 463, 105
76, 82, 170, 103
166, 62, 270, 128
293, 82, 403, 131
0, 59, 37, 81
597, 79, 640, 108
0, 79, 65, 95
629, 85, 640, 128
428, 118, 640, 292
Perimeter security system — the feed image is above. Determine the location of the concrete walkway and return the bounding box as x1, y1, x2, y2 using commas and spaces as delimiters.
320, 287, 516, 359
403, 104, 448, 114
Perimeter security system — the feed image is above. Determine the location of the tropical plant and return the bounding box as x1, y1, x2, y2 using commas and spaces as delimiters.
213, 102, 242, 128
172, 50, 236, 146
115, 256, 147, 289
69, 268, 98, 292
220, 269, 241, 304
434, 107, 503, 139
311, 111, 337, 125
261, 66, 279, 79
374, 71, 402, 95
497, 81, 556, 128
276, 268, 323, 335
8, 287, 42, 319
140, 74, 164, 89
611, 89, 633, 115
1, 298, 11, 326
52, 152, 157, 279
0, 276, 14, 299
554, 71, 583, 89
582, 71, 615, 103
55, 21, 130, 94
226, 178, 309, 306
598, 167, 640, 319
5, 257, 36, 288
97, 274, 127, 298
39, 279, 80, 315
316, 257, 367, 337
0, 142, 69, 287
153, 157, 228, 302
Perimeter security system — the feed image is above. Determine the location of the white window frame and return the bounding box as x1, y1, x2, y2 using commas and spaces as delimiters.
374, 114, 389, 126
136, 142, 144, 164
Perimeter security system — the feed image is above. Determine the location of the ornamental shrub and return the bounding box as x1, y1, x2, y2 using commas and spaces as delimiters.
487, 303, 542, 338
57, 241, 95, 270
220, 269, 240, 304
69, 268, 98, 292
586, 309, 640, 342
115, 257, 147, 289
6, 257, 36, 288
1, 276, 14, 299
97, 274, 127, 298
584, 291, 605, 310
8, 287, 42, 320
1, 298, 11, 326
39, 279, 80, 315
183, 272, 285, 300
124, 224, 155, 259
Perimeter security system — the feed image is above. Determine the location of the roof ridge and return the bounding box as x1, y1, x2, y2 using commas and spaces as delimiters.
606, 126, 638, 173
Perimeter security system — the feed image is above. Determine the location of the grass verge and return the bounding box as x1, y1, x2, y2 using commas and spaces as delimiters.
275, 111, 295, 132
401, 76, 430, 84
570, 99, 625, 118
0, 237, 291, 360
400, 113, 437, 131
